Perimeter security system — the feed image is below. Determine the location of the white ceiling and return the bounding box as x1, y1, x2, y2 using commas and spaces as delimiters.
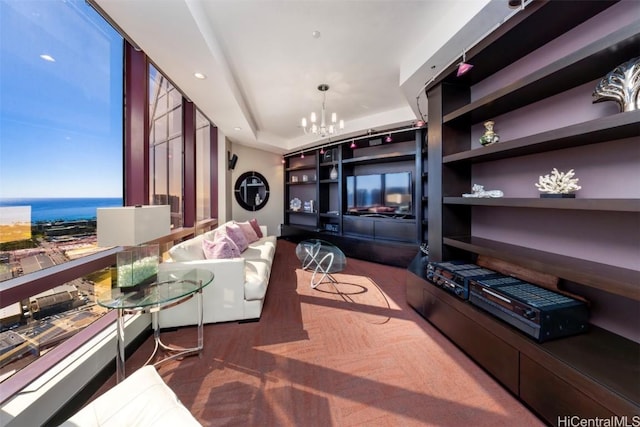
93, 0, 519, 154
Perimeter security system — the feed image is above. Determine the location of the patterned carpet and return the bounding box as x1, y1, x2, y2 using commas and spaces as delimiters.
101, 239, 545, 426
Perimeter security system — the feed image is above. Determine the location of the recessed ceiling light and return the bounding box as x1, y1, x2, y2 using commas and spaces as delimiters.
194, 72, 206, 79
312, 30, 321, 39
40, 54, 55, 62
234, 127, 242, 131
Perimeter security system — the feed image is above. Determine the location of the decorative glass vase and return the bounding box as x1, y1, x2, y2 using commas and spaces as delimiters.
116, 244, 159, 290
329, 165, 338, 180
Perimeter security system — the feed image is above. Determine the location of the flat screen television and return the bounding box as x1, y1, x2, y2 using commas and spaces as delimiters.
346, 172, 412, 216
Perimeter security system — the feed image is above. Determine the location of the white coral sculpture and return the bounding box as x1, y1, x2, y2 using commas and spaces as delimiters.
535, 168, 582, 194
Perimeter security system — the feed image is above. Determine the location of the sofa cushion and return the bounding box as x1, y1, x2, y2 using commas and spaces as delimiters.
221, 223, 249, 252
249, 218, 263, 238
168, 234, 206, 262
244, 259, 271, 300
242, 237, 276, 264
202, 235, 240, 259
61, 366, 200, 426
236, 220, 259, 243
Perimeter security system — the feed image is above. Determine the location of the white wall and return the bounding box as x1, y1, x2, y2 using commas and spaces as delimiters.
229, 143, 283, 236
217, 128, 233, 224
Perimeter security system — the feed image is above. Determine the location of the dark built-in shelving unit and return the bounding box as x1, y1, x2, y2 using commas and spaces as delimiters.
408, 1, 640, 425
282, 129, 426, 267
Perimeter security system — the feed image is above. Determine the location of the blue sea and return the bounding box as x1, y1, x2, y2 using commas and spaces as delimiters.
0, 198, 123, 223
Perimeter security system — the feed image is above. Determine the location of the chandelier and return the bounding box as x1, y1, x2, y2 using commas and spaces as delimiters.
301, 84, 344, 137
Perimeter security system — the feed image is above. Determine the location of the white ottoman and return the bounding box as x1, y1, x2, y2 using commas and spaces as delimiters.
61, 366, 200, 426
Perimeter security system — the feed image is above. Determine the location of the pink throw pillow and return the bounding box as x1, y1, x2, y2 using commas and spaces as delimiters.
236, 221, 259, 243
223, 223, 249, 252
249, 218, 263, 238
203, 237, 238, 259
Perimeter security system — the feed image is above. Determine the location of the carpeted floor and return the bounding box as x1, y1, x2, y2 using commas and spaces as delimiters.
99, 239, 545, 426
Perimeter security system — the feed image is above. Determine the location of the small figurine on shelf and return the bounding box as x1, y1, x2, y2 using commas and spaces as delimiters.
479, 120, 500, 146
330, 165, 338, 180
462, 184, 504, 198
535, 168, 581, 198
592, 56, 640, 112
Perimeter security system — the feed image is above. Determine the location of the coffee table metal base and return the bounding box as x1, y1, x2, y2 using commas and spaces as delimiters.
115, 289, 204, 383
296, 239, 346, 289
310, 252, 337, 288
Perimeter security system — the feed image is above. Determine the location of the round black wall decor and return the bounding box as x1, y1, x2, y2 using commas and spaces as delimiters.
234, 171, 270, 211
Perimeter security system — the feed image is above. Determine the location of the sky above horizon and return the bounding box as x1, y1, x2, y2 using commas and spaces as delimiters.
0, 0, 123, 199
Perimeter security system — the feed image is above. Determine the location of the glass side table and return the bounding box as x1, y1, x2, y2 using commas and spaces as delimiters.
97, 268, 214, 383
295, 239, 347, 288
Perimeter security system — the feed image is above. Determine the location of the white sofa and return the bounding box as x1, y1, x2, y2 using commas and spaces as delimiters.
157, 222, 277, 328
62, 366, 200, 426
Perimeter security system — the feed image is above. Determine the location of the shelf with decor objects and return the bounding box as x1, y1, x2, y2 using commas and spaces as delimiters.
411, 1, 640, 424
284, 152, 318, 230
281, 126, 426, 267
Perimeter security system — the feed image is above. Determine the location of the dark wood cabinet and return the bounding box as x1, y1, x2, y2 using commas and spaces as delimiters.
407, 259, 640, 426
282, 128, 425, 266
409, 1, 640, 425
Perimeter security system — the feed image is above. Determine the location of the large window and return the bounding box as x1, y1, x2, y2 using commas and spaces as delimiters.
0, 0, 123, 281
0, 0, 123, 380
195, 109, 211, 221
0, 0, 218, 399
149, 65, 183, 228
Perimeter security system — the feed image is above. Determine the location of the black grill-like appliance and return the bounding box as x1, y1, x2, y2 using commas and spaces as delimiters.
426, 261, 500, 300
468, 275, 588, 342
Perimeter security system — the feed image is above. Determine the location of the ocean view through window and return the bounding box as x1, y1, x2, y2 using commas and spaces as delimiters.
0, 0, 123, 382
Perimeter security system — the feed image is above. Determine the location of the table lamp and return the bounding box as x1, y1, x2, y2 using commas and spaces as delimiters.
97, 205, 170, 291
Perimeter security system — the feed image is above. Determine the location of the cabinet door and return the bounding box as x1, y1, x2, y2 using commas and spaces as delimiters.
375, 220, 416, 242
343, 217, 373, 238
423, 285, 519, 394
406, 270, 426, 315
520, 355, 614, 426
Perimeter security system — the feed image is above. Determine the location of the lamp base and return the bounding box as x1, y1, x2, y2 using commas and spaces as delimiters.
540, 193, 576, 198
117, 273, 157, 294
116, 245, 160, 291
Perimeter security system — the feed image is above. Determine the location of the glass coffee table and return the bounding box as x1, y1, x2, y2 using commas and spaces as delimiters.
97, 268, 214, 383
295, 239, 346, 288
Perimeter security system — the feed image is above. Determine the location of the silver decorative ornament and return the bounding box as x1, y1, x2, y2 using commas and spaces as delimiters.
592, 57, 640, 112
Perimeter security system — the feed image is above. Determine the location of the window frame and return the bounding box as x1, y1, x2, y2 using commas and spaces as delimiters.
0, 32, 219, 404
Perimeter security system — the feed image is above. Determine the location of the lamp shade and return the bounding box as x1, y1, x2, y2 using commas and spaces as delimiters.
97, 205, 170, 247
456, 62, 474, 77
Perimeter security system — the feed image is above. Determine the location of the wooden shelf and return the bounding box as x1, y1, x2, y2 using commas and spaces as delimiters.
408, 266, 640, 417
319, 179, 338, 184
286, 210, 317, 216
285, 165, 316, 172
431, 1, 617, 90
286, 181, 316, 186
443, 197, 640, 212
319, 160, 339, 166
418, 4, 640, 423
342, 151, 415, 165
443, 236, 640, 301
443, 23, 640, 125
443, 111, 640, 164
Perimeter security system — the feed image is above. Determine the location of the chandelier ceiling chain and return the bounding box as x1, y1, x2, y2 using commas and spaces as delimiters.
301, 84, 344, 138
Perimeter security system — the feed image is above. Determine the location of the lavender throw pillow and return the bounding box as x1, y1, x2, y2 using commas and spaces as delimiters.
236, 221, 259, 243
223, 223, 249, 252
203, 238, 235, 259
249, 218, 263, 238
